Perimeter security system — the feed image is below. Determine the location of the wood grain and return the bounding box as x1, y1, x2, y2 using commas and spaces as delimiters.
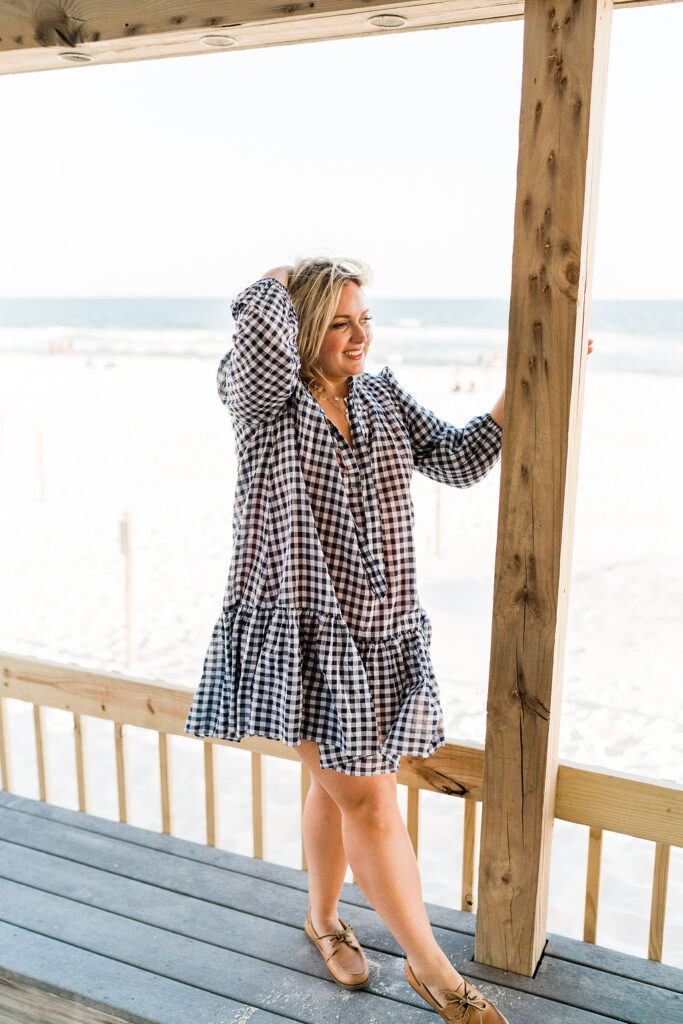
0, 0, 674, 76
476, 0, 614, 976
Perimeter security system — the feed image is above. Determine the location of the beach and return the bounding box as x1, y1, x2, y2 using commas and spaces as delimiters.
1, 343, 681, 968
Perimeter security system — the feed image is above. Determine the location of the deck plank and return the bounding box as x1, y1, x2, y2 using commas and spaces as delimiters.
0, 790, 475, 932
0, 792, 680, 1024
0, 877, 435, 1024
0, 840, 610, 1024
0, 921, 296, 1024
0, 848, 434, 1009
544, 933, 683, 994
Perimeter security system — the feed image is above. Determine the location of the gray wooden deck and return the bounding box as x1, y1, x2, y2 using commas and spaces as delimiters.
0, 790, 680, 1024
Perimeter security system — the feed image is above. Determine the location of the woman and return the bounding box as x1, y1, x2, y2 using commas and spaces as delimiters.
185, 254, 509, 1022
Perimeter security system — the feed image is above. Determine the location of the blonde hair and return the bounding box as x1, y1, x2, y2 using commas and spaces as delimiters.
287, 253, 373, 391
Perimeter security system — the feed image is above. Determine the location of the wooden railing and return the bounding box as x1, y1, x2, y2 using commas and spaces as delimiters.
1, 651, 681, 964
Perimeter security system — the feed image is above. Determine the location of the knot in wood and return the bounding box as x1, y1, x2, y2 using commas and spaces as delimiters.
34, 11, 89, 48
565, 263, 580, 284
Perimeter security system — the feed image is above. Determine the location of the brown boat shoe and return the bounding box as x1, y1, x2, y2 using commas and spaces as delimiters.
304, 905, 370, 989
405, 959, 510, 1023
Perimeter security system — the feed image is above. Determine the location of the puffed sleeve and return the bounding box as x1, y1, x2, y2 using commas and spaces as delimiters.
378, 365, 502, 488
217, 276, 301, 424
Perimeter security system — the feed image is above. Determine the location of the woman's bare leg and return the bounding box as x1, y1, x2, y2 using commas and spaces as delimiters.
302, 776, 363, 974
294, 739, 466, 993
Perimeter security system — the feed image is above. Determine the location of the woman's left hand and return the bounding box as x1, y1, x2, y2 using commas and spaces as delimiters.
587, 337, 594, 355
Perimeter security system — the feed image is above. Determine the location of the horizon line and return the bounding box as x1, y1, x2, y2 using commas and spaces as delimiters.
0, 295, 682, 303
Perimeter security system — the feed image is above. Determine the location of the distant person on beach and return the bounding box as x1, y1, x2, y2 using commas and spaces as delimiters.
184, 254, 593, 1022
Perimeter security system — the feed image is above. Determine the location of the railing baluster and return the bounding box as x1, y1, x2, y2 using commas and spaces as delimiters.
33, 704, 48, 802
461, 799, 478, 912
251, 751, 265, 860
114, 721, 128, 822
158, 731, 173, 835
203, 740, 218, 847
583, 825, 603, 943
0, 696, 13, 792
301, 763, 311, 871
407, 785, 420, 858
73, 712, 88, 812
648, 841, 671, 962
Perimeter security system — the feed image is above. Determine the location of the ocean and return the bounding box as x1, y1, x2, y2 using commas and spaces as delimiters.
0, 296, 681, 376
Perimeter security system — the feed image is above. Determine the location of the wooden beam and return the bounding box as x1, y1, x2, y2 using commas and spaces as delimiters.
475, 0, 614, 977
0, 0, 678, 76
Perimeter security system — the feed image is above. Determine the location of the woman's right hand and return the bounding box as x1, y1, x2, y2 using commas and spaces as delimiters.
259, 265, 292, 289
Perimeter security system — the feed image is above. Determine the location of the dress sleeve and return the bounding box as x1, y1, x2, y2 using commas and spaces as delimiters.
378, 365, 503, 488
217, 276, 301, 424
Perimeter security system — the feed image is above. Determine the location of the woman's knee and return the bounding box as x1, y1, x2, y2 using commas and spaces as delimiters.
293, 740, 398, 821
332, 775, 399, 826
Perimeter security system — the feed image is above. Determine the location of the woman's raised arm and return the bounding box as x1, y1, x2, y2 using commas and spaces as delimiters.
217, 267, 300, 425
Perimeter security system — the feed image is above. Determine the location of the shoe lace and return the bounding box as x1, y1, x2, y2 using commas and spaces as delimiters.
318, 923, 362, 954
440, 979, 488, 1022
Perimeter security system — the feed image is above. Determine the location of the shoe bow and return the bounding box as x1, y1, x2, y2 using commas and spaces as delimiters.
440, 979, 488, 1022
318, 922, 362, 954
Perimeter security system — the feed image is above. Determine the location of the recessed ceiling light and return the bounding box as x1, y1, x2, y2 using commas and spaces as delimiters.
57, 51, 92, 63
368, 14, 407, 29
199, 34, 237, 48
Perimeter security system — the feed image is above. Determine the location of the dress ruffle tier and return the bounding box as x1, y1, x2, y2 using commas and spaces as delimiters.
185, 601, 446, 774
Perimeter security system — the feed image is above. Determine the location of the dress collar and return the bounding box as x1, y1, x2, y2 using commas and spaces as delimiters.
346, 372, 364, 399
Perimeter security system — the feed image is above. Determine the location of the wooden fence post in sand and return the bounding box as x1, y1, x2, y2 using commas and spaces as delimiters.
119, 509, 136, 666
475, 0, 613, 976
36, 426, 46, 503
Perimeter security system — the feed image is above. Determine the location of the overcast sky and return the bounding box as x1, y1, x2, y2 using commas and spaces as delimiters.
0, 5, 681, 300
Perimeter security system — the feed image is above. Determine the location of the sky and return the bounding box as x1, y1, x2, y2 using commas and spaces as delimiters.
0, 5, 681, 300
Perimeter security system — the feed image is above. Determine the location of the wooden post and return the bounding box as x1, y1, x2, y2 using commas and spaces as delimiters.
475, 0, 613, 976
120, 510, 135, 667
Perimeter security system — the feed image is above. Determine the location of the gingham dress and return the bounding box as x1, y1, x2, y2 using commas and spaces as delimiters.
184, 276, 503, 775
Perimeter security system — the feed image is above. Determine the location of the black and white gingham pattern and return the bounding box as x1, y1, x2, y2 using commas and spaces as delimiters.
184, 276, 503, 775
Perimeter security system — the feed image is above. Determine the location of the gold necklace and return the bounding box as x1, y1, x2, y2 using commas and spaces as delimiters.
308, 378, 351, 425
